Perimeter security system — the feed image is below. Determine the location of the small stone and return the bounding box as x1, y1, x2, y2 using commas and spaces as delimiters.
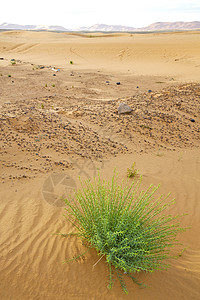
116, 82, 121, 85
148, 89, 152, 93
118, 103, 132, 115
190, 118, 195, 122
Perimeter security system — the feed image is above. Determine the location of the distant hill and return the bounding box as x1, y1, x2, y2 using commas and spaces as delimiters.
0, 21, 200, 32
141, 21, 200, 31
0, 22, 69, 31
77, 24, 136, 32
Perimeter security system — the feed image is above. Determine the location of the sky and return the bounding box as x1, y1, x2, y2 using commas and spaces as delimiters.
1, 0, 200, 28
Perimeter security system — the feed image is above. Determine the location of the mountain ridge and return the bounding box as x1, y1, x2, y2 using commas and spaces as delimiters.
1, 21, 200, 32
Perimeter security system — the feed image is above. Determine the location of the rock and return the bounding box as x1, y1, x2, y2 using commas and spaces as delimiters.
116, 82, 121, 85
190, 118, 195, 122
148, 89, 152, 93
118, 103, 132, 115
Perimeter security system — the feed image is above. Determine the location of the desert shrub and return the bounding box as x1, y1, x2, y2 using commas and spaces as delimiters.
127, 162, 138, 178
64, 173, 186, 293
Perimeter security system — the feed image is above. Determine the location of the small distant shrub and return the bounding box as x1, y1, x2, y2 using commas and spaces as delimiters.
41, 104, 44, 109
45, 84, 47, 87
127, 162, 138, 178
52, 84, 55, 87
140, 124, 151, 130
155, 148, 164, 157
11, 61, 16, 65
63, 172, 187, 294
8, 74, 11, 77
70, 60, 73, 64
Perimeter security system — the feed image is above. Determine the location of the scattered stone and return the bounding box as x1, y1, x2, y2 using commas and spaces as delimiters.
190, 118, 195, 122
148, 89, 152, 93
116, 82, 121, 85
117, 103, 132, 115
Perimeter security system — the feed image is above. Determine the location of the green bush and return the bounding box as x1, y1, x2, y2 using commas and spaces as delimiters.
127, 162, 138, 178
64, 173, 186, 293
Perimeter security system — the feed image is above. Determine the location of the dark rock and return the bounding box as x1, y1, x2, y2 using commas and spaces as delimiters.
116, 82, 121, 85
118, 103, 132, 115
190, 118, 195, 122
148, 89, 152, 93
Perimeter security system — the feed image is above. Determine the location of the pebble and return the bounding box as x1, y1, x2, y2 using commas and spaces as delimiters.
118, 103, 132, 115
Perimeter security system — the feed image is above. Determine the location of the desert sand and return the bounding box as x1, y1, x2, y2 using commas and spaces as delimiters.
0, 30, 200, 300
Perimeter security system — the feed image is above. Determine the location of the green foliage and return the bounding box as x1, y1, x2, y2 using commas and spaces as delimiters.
11, 61, 16, 65
45, 83, 47, 87
140, 124, 151, 129
52, 84, 55, 87
127, 162, 138, 178
8, 74, 11, 77
70, 60, 73, 64
41, 104, 44, 109
63, 172, 187, 293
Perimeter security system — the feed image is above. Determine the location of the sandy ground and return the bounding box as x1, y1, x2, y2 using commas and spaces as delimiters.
0, 31, 200, 300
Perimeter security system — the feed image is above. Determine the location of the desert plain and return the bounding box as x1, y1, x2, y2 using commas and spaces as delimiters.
0, 30, 200, 299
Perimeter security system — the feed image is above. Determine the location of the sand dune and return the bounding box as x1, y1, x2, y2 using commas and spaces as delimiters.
0, 150, 200, 300
0, 31, 200, 80
0, 31, 200, 299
